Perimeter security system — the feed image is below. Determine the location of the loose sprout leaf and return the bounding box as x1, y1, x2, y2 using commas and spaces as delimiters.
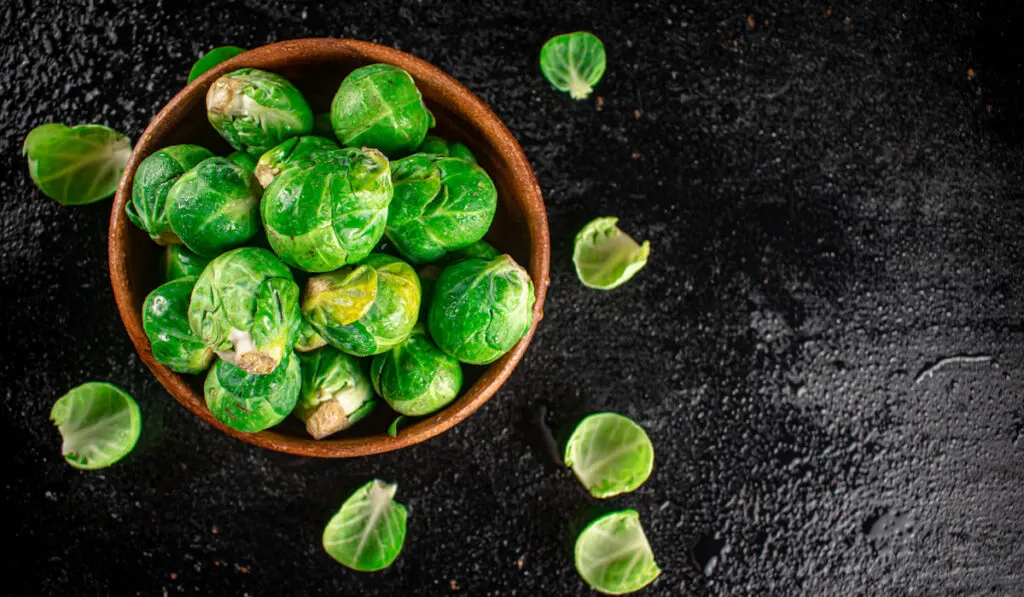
387, 415, 409, 438
539, 32, 607, 100
564, 412, 654, 499
188, 46, 246, 83
23, 123, 132, 205
573, 217, 650, 290
323, 479, 408, 571
575, 510, 661, 595
50, 382, 142, 470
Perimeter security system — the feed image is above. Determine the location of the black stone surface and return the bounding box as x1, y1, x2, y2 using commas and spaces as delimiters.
3, 1, 1024, 595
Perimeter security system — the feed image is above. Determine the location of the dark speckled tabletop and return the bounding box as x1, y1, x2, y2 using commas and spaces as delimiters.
4, 1, 1024, 595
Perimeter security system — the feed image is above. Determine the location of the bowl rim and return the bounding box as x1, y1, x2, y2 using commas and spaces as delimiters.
109, 38, 550, 458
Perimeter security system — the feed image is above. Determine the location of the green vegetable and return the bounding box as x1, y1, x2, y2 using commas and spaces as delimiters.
417, 135, 476, 163
295, 319, 328, 353
295, 347, 376, 439
226, 150, 258, 172
330, 64, 434, 156
574, 510, 661, 594
573, 217, 650, 290
262, 148, 392, 272
188, 247, 301, 374
50, 382, 141, 470
303, 254, 420, 357
204, 353, 301, 432
387, 415, 409, 438
428, 255, 534, 365
142, 277, 214, 374
254, 135, 338, 187
161, 245, 211, 281
206, 68, 313, 156
126, 144, 213, 244
564, 412, 654, 499
386, 153, 497, 264
539, 32, 606, 100
187, 46, 246, 83
167, 156, 262, 257
371, 324, 462, 416
323, 479, 407, 571
23, 123, 132, 206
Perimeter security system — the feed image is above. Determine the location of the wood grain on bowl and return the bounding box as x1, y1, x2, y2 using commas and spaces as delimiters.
109, 38, 549, 458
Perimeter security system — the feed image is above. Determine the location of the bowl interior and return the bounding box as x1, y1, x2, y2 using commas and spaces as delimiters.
111, 39, 548, 457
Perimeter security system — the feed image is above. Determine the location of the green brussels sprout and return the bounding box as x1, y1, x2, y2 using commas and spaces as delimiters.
126, 144, 213, 244
142, 277, 215, 374
254, 135, 338, 187
167, 157, 262, 257
330, 64, 434, 156
204, 352, 301, 432
386, 154, 497, 264
188, 247, 301, 374
295, 347, 376, 439
417, 134, 476, 163
226, 150, 258, 172
206, 68, 314, 156
303, 254, 420, 357
262, 148, 393, 272
161, 244, 212, 282
371, 324, 462, 416
295, 319, 328, 353
428, 255, 535, 365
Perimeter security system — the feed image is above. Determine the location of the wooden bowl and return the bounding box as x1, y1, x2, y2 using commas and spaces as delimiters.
109, 39, 549, 458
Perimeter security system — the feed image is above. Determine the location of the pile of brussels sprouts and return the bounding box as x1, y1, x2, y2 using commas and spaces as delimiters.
130, 64, 536, 438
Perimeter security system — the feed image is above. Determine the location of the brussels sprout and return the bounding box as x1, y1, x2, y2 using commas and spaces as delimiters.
126, 144, 213, 244
167, 157, 262, 257
574, 510, 661, 594
573, 217, 650, 290
204, 353, 301, 432
295, 319, 328, 353
188, 247, 301, 374
226, 150, 258, 172
23, 123, 132, 206
539, 32, 606, 100
323, 480, 407, 572
142, 277, 214, 374
371, 324, 462, 416
187, 46, 246, 83
295, 347, 376, 439
262, 148, 393, 272
161, 245, 211, 282
304, 254, 420, 357
50, 382, 141, 470
564, 412, 654, 499
254, 135, 338, 187
330, 64, 434, 156
417, 135, 476, 163
428, 255, 535, 365
386, 154, 497, 264
206, 68, 314, 156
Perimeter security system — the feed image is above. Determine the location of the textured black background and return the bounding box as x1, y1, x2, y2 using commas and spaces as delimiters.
4, 0, 1024, 595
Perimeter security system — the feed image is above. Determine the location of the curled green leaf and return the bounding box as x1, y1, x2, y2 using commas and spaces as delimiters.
188, 46, 246, 83
539, 32, 606, 100
50, 382, 141, 470
575, 510, 661, 595
573, 217, 650, 290
323, 479, 408, 571
564, 412, 654, 499
23, 123, 132, 205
